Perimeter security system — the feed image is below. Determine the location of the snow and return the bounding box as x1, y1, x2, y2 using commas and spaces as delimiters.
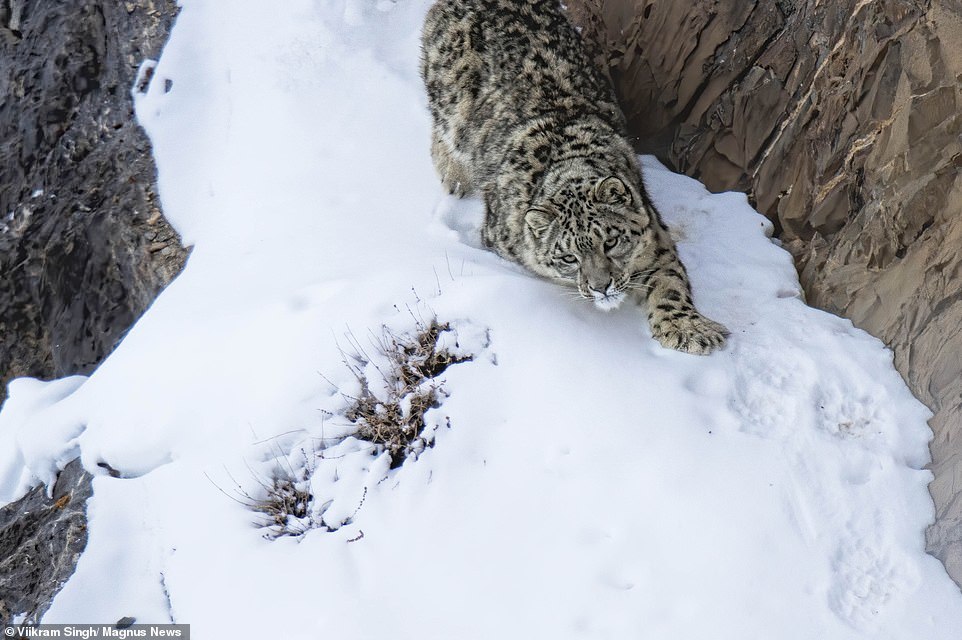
1, 0, 961, 637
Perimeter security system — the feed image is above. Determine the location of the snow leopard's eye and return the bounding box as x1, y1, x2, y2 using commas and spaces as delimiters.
603, 236, 619, 251
560, 254, 578, 264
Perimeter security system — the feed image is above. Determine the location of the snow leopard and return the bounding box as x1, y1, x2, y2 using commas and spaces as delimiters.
420, 0, 728, 354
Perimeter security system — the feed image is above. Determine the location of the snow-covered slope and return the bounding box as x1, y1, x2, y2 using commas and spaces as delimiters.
1, 0, 960, 637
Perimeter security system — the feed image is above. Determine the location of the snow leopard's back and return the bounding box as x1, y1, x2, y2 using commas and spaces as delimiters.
420, 0, 627, 189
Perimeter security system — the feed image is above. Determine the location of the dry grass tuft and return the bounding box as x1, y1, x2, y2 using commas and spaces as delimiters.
343, 318, 471, 468
232, 314, 474, 538
250, 470, 315, 538
207, 454, 318, 539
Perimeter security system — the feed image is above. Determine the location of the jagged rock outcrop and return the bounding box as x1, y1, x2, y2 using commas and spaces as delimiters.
0, 459, 91, 624
567, 0, 962, 585
0, 0, 185, 406
0, 0, 183, 621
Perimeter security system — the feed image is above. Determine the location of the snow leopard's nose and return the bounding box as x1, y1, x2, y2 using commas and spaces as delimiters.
588, 279, 625, 312
588, 278, 615, 295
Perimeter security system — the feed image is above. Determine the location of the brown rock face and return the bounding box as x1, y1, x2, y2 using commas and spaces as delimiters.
567, 0, 962, 585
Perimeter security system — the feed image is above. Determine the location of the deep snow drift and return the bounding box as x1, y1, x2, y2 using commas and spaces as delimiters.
1, 0, 961, 637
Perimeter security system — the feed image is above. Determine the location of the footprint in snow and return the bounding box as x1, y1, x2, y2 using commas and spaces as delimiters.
814, 385, 890, 444
828, 533, 917, 630
729, 351, 810, 439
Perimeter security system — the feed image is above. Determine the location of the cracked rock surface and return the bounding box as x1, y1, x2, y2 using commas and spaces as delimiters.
568, 0, 962, 586
0, 0, 183, 622
0, 0, 185, 405
0, 460, 92, 624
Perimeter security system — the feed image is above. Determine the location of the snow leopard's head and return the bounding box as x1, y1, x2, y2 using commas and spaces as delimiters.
524, 174, 655, 311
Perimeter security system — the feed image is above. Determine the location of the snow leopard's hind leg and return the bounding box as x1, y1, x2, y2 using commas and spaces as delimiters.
422, 0, 483, 197
431, 128, 474, 197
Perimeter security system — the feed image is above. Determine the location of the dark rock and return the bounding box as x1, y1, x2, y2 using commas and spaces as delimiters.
0, 0, 186, 406
115, 616, 137, 629
567, 0, 962, 586
0, 459, 92, 624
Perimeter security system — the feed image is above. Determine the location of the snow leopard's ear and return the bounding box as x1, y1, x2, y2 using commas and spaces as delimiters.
525, 206, 555, 239
594, 176, 631, 205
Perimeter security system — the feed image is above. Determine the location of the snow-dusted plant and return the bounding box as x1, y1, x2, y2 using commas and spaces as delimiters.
341, 317, 472, 467
249, 466, 315, 538
242, 314, 475, 539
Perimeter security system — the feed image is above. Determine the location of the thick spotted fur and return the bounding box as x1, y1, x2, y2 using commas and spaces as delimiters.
420, 0, 728, 354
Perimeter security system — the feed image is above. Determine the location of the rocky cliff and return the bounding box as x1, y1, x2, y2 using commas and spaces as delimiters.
0, 0, 185, 405
0, 0, 183, 622
567, 0, 962, 585
0, 460, 91, 623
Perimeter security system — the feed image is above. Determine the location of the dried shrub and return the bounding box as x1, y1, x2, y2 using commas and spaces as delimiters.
249, 470, 315, 538
234, 314, 474, 538
342, 318, 472, 468
210, 455, 317, 539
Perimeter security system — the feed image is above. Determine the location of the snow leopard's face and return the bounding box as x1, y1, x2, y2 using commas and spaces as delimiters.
525, 176, 653, 311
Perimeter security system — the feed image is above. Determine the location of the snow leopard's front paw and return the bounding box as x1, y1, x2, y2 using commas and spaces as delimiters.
651, 312, 728, 355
